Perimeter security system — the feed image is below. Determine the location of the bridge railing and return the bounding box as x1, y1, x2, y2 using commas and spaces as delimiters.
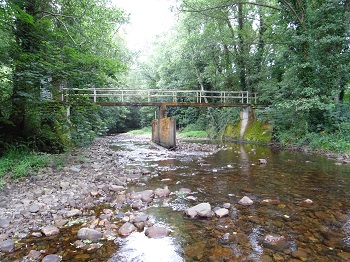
61, 88, 257, 104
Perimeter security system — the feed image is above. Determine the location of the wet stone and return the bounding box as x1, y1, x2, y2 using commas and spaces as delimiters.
0, 239, 15, 253
263, 234, 288, 251
28, 249, 42, 260
77, 228, 103, 241
214, 208, 229, 218
145, 226, 170, 239
291, 249, 308, 261
118, 222, 137, 237
42, 254, 62, 262
185, 203, 212, 218
238, 196, 254, 206
41, 225, 60, 236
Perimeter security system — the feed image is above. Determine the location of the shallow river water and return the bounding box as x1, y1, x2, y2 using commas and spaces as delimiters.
109, 137, 350, 262
3, 135, 350, 261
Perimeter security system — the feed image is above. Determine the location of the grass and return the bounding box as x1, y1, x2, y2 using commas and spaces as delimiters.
178, 130, 208, 138
128, 127, 152, 135
0, 147, 51, 188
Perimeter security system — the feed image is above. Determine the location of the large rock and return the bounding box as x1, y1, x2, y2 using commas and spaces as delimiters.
145, 226, 170, 239
77, 228, 103, 241
238, 196, 254, 206
185, 203, 212, 218
41, 225, 60, 236
0, 239, 15, 253
42, 254, 62, 262
118, 222, 137, 237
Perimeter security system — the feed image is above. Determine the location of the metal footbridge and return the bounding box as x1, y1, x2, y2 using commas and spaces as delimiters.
60, 88, 257, 107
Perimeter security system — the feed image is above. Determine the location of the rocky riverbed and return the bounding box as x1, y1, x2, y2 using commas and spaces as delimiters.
0, 134, 223, 261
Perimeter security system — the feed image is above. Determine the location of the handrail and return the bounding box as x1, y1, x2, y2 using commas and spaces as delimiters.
60, 88, 257, 105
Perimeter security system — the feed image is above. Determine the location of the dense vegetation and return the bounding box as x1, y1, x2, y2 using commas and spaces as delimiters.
0, 0, 349, 166
137, 0, 350, 152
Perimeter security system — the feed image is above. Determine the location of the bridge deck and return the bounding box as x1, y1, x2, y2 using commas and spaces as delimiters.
61, 88, 257, 106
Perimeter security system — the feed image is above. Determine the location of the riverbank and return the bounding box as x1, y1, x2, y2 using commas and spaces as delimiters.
0, 133, 223, 260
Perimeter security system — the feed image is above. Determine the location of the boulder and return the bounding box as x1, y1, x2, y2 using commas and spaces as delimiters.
41, 225, 60, 236
118, 222, 137, 237
145, 226, 170, 239
77, 228, 103, 241
0, 239, 15, 253
238, 196, 254, 206
185, 203, 212, 218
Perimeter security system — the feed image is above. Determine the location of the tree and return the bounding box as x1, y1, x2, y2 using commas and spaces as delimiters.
0, 0, 129, 151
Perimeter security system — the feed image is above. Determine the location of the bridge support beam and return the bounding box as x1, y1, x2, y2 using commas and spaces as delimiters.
152, 104, 176, 149
240, 106, 251, 138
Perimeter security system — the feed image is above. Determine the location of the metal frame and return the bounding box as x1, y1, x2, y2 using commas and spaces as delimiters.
61, 88, 258, 105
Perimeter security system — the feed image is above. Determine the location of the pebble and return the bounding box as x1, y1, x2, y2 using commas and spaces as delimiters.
28, 203, 41, 213
238, 196, 254, 206
0, 218, 10, 228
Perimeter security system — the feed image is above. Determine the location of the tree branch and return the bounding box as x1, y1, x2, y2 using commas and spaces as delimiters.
179, 1, 283, 13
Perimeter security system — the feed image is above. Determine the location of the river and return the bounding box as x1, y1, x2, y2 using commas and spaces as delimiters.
1, 134, 350, 261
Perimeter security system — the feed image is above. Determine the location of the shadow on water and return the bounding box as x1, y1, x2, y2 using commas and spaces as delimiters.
2, 135, 350, 261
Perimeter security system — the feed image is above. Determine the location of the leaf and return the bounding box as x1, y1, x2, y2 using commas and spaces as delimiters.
11, 4, 34, 25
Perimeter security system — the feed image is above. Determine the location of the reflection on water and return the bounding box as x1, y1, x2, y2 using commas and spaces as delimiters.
111, 232, 184, 262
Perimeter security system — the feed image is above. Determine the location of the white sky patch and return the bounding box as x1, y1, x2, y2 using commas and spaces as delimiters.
113, 0, 176, 51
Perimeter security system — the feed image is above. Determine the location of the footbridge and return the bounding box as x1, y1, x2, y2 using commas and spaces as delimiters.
60, 88, 258, 148
60, 88, 257, 107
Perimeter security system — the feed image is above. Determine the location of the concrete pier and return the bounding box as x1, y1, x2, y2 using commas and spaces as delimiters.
152, 104, 176, 149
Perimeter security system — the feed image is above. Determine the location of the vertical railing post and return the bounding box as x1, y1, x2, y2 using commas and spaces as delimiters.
93, 87, 96, 103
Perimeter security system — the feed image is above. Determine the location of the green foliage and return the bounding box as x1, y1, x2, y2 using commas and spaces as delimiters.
0, 146, 50, 183
178, 130, 207, 138
128, 127, 152, 135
